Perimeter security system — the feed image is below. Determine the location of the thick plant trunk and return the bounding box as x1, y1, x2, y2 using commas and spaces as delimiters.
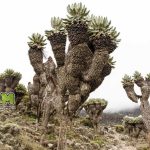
5, 87, 14, 92
48, 33, 66, 67
11, 78, 20, 89
84, 49, 109, 82
147, 132, 150, 145
5, 77, 14, 92
66, 21, 89, 47
123, 85, 138, 103
33, 74, 40, 95
0, 80, 5, 92
140, 100, 150, 144
28, 48, 43, 75
42, 96, 56, 130
140, 100, 150, 130
15, 92, 25, 109
5, 77, 13, 88
57, 116, 67, 150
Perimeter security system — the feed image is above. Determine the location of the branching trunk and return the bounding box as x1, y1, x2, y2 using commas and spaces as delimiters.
140, 100, 150, 143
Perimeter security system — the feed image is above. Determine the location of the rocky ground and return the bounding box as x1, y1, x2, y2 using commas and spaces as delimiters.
0, 110, 149, 150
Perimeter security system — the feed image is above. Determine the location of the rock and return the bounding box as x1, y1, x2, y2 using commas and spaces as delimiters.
80, 135, 90, 142
66, 139, 74, 146
46, 124, 55, 134
87, 132, 93, 139
91, 142, 100, 149
0, 115, 7, 122
0, 132, 3, 139
1, 133, 12, 143
107, 133, 114, 139
0, 123, 20, 135
4, 144, 14, 150
120, 135, 129, 141
75, 127, 85, 135
113, 139, 119, 146
105, 145, 112, 150
9, 125, 20, 136
48, 143, 53, 148
136, 143, 150, 150
109, 130, 115, 134
74, 142, 81, 149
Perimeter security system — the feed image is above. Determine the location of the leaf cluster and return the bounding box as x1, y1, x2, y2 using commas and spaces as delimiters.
123, 115, 143, 124
28, 33, 46, 49
83, 98, 108, 107
108, 56, 116, 68
45, 17, 66, 36
89, 15, 120, 43
122, 74, 134, 86
15, 83, 27, 94
3, 69, 22, 79
133, 71, 143, 81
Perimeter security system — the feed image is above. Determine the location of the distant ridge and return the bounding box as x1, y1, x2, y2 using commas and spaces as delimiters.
101, 107, 141, 125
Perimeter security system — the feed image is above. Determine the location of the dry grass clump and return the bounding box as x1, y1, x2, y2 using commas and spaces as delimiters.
18, 135, 47, 150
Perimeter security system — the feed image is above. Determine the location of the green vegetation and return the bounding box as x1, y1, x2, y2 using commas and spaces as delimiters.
13, 72, 22, 79
90, 136, 105, 147
64, 2, 90, 23
80, 117, 93, 127
4, 69, 15, 77
122, 74, 133, 86
0, 73, 5, 80
28, 33, 46, 49
108, 56, 116, 68
123, 115, 143, 124
45, 17, 65, 36
133, 71, 143, 82
18, 134, 46, 150
89, 15, 120, 44
83, 98, 108, 107
145, 73, 150, 80
15, 84, 27, 94
115, 124, 124, 133
1, 69, 22, 79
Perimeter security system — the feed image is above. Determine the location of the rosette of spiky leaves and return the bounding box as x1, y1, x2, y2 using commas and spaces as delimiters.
145, 73, 150, 81
63, 2, 90, 25
88, 15, 120, 52
84, 98, 108, 107
15, 84, 27, 95
133, 71, 143, 82
122, 74, 134, 87
89, 15, 120, 44
108, 56, 116, 68
123, 115, 143, 124
0, 73, 5, 81
4, 69, 15, 78
28, 33, 46, 49
101, 56, 116, 77
63, 3, 90, 46
13, 72, 22, 80
45, 17, 67, 67
45, 17, 66, 37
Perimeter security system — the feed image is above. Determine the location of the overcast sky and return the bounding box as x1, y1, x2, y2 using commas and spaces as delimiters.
0, 0, 150, 111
